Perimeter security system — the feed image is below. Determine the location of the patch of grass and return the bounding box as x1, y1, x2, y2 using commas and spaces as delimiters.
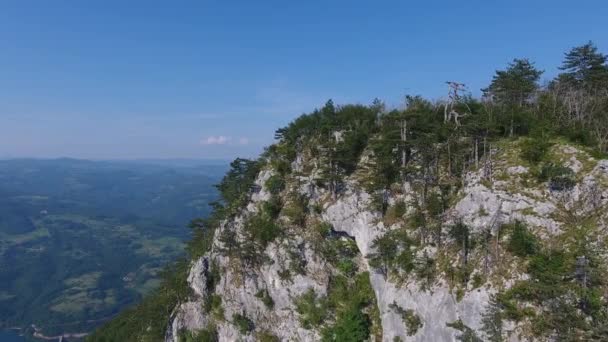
232, 313, 254, 335
506, 221, 538, 257
294, 288, 328, 329
257, 331, 280, 342
520, 138, 552, 164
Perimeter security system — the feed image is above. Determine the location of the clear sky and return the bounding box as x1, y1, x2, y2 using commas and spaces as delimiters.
1, 1, 607, 160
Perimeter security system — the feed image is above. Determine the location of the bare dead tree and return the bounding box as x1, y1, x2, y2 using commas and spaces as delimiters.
444, 81, 471, 125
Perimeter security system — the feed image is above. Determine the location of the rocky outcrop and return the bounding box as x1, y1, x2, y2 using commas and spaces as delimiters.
167, 143, 608, 342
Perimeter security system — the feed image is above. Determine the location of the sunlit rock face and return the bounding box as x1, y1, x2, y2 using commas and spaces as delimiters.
167, 143, 608, 342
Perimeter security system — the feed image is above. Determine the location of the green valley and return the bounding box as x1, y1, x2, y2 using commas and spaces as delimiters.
0, 159, 225, 339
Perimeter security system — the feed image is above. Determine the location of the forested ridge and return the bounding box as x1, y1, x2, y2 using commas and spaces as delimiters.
89, 42, 608, 341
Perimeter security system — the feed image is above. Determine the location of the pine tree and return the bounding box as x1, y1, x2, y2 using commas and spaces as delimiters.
483, 58, 543, 107
558, 41, 608, 89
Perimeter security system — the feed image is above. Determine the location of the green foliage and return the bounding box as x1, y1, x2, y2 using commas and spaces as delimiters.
384, 200, 407, 224
244, 214, 281, 248
283, 192, 309, 226
520, 138, 551, 163
88, 260, 192, 342
320, 236, 358, 269
178, 326, 219, 342
558, 41, 608, 89
187, 218, 216, 259
496, 246, 608, 338
229, 213, 282, 268
447, 319, 483, 342
336, 258, 357, 276
265, 175, 285, 195
294, 288, 328, 329
203, 294, 223, 319
389, 302, 423, 336
537, 163, 576, 191
261, 196, 282, 220
449, 222, 473, 253
0, 159, 224, 336
483, 58, 543, 107
321, 304, 371, 342
481, 297, 504, 342
448, 222, 474, 282
414, 252, 437, 289
255, 289, 275, 309
214, 158, 260, 217
506, 221, 538, 257
322, 273, 376, 342
257, 331, 280, 342
203, 261, 222, 316
367, 229, 414, 276
232, 313, 254, 335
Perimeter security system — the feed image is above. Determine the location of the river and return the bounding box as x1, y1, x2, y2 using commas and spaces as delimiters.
0, 330, 27, 341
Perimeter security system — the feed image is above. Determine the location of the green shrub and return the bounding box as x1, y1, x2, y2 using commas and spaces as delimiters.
321, 304, 371, 342
520, 138, 552, 163
527, 251, 569, 285
277, 269, 292, 282
203, 294, 223, 315
389, 302, 423, 336
312, 202, 324, 214
262, 196, 282, 219
265, 175, 285, 195
506, 221, 537, 257
315, 221, 332, 238
426, 192, 445, 217
481, 297, 503, 342
446, 319, 483, 342
294, 288, 328, 329
414, 253, 436, 288
385, 200, 407, 222
186, 218, 217, 259
471, 273, 485, 289
178, 326, 219, 342
320, 235, 358, 269
232, 313, 254, 334
255, 289, 275, 309
337, 259, 357, 276
244, 214, 281, 248
367, 229, 413, 275
284, 193, 309, 226
257, 331, 280, 342
537, 163, 575, 191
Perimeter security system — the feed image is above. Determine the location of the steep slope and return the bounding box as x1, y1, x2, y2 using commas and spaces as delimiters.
164, 140, 608, 341
90, 100, 608, 342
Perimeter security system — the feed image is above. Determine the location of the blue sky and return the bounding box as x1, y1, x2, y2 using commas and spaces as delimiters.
1, 1, 607, 159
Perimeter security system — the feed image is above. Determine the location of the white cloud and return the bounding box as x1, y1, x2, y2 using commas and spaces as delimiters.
201, 135, 231, 145
200, 136, 250, 146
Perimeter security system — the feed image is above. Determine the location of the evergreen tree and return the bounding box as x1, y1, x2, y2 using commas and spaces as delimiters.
558, 41, 608, 89
483, 58, 542, 107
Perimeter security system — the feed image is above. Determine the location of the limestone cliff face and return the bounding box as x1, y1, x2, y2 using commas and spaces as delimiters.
166, 143, 608, 342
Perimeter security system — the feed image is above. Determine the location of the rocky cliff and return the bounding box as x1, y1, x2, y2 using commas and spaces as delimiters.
165, 138, 608, 341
